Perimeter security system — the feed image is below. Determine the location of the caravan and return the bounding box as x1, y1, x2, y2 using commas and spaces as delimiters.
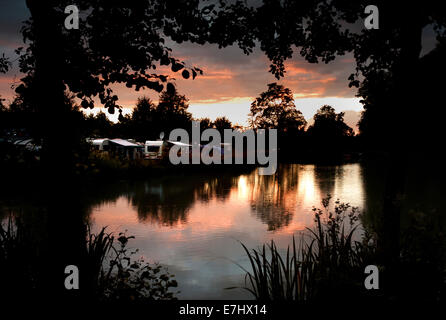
144, 140, 164, 160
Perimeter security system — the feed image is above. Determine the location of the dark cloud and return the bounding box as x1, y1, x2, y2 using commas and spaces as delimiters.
1, 0, 432, 125
0, 0, 28, 49
166, 41, 359, 103
0, 0, 366, 105
0, 0, 29, 103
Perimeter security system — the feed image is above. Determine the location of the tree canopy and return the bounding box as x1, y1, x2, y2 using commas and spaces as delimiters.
117, 88, 192, 141
250, 83, 306, 132
11, 1, 445, 143
18, 0, 212, 114
307, 105, 354, 138
0, 54, 9, 74
213, 116, 232, 134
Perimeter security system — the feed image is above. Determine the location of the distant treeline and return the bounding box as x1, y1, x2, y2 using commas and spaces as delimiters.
0, 83, 361, 162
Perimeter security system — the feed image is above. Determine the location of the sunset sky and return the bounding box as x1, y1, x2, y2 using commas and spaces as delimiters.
0, 1, 367, 129
0, 1, 435, 129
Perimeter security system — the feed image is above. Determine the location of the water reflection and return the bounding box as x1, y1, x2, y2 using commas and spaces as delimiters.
86, 164, 365, 298
3, 162, 446, 300
238, 164, 365, 231
124, 175, 239, 226
1, 164, 366, 299
95, 164, 365, 231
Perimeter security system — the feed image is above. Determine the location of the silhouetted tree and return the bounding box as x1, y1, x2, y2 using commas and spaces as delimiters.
17, 0, 209, 176
0, 97, 6, 135
307, 105, 353, 138
357, 71, 392, 143
157, 87, 192, 136
0, 54, 9, 74
0, 55, 9, 124
132, 97, 157, 121
213, 116, 232, 134
127, 97, 157, 141
198, 117, 213, 131
116, 89, 193, 141
250, 83, 306, 133
84, 111, 114, 138
158, 86, 190, 114
0, 97, 6, 113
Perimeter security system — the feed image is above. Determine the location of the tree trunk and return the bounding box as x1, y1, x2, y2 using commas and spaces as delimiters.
26, 0, 85, 303
379, 16, 423, 299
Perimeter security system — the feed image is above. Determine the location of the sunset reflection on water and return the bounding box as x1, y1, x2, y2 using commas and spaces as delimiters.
90, 163, 365, 299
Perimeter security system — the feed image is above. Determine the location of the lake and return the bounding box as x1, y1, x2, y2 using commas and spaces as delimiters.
88, 163, 370, 299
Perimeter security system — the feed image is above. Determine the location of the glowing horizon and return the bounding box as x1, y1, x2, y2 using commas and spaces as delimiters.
81, 95, 363, 131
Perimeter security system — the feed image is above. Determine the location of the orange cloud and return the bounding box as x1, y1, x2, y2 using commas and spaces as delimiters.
199, 69, 233, 80
284, 64, 312, 75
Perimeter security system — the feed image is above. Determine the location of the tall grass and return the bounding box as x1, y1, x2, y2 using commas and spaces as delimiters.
84, 227, 178, 300
83, 226, 115, 296
238, 237, 312, 301
238, 195, 377, 301
0, 215, 20, 263
0, 214, 39, 294
1, 217, 177, 300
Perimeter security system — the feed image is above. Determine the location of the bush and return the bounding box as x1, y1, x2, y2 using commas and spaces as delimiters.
85, 227, 178, 301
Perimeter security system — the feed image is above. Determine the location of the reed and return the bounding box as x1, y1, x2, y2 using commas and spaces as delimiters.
238, 195, 376, 301
83, 225, 115, 295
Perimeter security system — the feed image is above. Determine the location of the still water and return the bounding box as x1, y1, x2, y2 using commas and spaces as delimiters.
89, 163, 368, 299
